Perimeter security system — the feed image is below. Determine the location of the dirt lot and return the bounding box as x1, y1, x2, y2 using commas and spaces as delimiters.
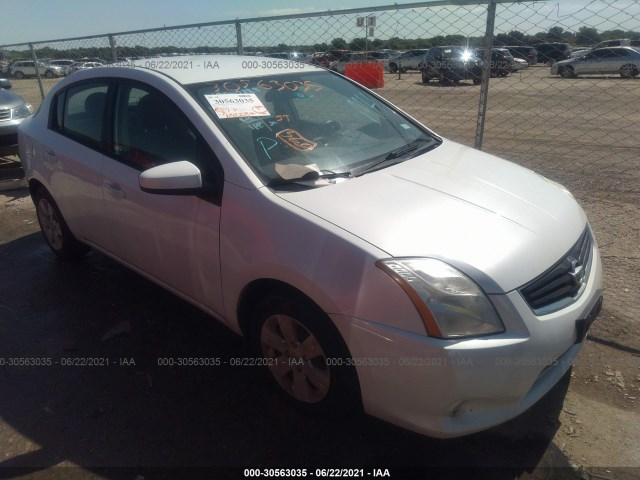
1, 66, 639, 479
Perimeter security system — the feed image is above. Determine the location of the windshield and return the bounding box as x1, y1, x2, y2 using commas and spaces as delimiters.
442, 48, 471, 59
188, 71, 438, 186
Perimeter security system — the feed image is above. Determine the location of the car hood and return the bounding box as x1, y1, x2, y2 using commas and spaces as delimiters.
0, 88, 26, 109
275, 140, 587, 293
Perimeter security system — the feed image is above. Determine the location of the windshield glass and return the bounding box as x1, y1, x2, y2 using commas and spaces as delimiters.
442, 48, 468, 59
188, 71, 438, 186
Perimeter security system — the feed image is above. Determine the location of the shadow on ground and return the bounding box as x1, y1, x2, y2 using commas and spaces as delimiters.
0, 233, 579, 479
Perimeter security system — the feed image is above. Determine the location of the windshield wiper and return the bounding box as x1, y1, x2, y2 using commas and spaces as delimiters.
355, 138, 436, 177
385, 143, 419, 160
268, 170, 352, 187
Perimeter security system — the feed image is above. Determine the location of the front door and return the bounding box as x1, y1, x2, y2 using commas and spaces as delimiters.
101, 81, 225, 317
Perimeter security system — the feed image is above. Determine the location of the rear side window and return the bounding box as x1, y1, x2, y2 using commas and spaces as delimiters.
51, 82, 109, 148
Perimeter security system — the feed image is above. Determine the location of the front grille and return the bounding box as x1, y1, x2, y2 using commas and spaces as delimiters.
520, 228, 593, 314
0, 109, 10, 121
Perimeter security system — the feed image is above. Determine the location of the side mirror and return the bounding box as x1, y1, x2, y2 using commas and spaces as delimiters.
139, 160, 202, 194
0, 78, 12, 89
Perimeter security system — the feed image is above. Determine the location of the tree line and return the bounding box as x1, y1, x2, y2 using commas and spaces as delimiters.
2, 26, 639, 61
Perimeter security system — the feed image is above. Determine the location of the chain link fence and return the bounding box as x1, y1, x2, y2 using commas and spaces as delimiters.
1, 0, 639, 335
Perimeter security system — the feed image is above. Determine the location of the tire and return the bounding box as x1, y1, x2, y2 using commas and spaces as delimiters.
44, 70, 54, 79
33, 187, 89, 260
473, 77, 482, 85
421, 72, 429, 83
559, 66, 574, 78
251, 291, 360, 415
14, 71, 25, 79
388, 63, 398, 74
619, 64, 638, 78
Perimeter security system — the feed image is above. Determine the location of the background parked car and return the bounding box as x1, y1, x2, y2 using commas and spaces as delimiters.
571, 39, 640, 58
329, 53, 373, 73
47, 59, 76, 76
0, 78, 34, 156
367, 51, 394, 71
475, 48, 514, 77
387, 49, 430, 73
591, 38, 640, 49
533, 43, 572, 64
551, 46, 640, 78
504, 46, 538, 65
420, 46, 482, 84
311, 50, 351, 68
10, 60, 64, 79
69, 61, 104, 74
510, 57, 529, 72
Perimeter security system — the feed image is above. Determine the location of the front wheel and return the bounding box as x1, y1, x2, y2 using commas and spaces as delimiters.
251, 292, 360, 414
33, 188, 89, 260
388, 63, 398, 74
559, 66, 575, 78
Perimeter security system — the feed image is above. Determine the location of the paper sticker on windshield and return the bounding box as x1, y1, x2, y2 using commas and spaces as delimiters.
205, 93, 270, 119
275, 129, 317, 152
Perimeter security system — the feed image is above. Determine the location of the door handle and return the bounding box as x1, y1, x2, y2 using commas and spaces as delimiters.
103, 181, 126, 199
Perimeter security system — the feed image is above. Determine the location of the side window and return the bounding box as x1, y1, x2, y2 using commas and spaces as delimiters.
51, 82, 109, 148
113, 84, 198, 170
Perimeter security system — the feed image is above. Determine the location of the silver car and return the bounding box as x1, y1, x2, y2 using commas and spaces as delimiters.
10, 60, 64, 79
0, 79, 34, 156
552, 46, 640, 78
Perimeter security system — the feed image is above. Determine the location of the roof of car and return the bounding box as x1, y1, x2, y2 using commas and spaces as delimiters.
591, 46, 640, 52
121, 55, 323, 84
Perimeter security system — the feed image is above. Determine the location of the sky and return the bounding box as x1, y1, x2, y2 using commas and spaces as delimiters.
2, 0, 404, 44
2, 0, 639, 47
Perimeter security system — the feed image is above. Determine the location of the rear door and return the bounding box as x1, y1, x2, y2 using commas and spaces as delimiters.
43, 80, 112, 247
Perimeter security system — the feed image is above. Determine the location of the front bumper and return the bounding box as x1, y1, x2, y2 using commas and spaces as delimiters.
331, 241, 603, 438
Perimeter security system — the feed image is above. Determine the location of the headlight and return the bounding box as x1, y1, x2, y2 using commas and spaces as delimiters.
377, 258, 504, 339
11, 103, 34, 119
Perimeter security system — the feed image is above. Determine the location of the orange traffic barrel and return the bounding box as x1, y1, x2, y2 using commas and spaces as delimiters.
344, 61, 384, 89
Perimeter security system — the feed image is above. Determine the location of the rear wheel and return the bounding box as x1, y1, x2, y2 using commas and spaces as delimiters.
44, 70, 54, 79
421, 72, 430, 83
33, 188, 89, 260
14, 71, 25, 79
388, 63, 398, 74
619, 63, 638, 78
251, 291, 360, 415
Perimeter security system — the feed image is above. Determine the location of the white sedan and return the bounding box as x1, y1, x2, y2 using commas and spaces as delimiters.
19, 56, 603, 438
